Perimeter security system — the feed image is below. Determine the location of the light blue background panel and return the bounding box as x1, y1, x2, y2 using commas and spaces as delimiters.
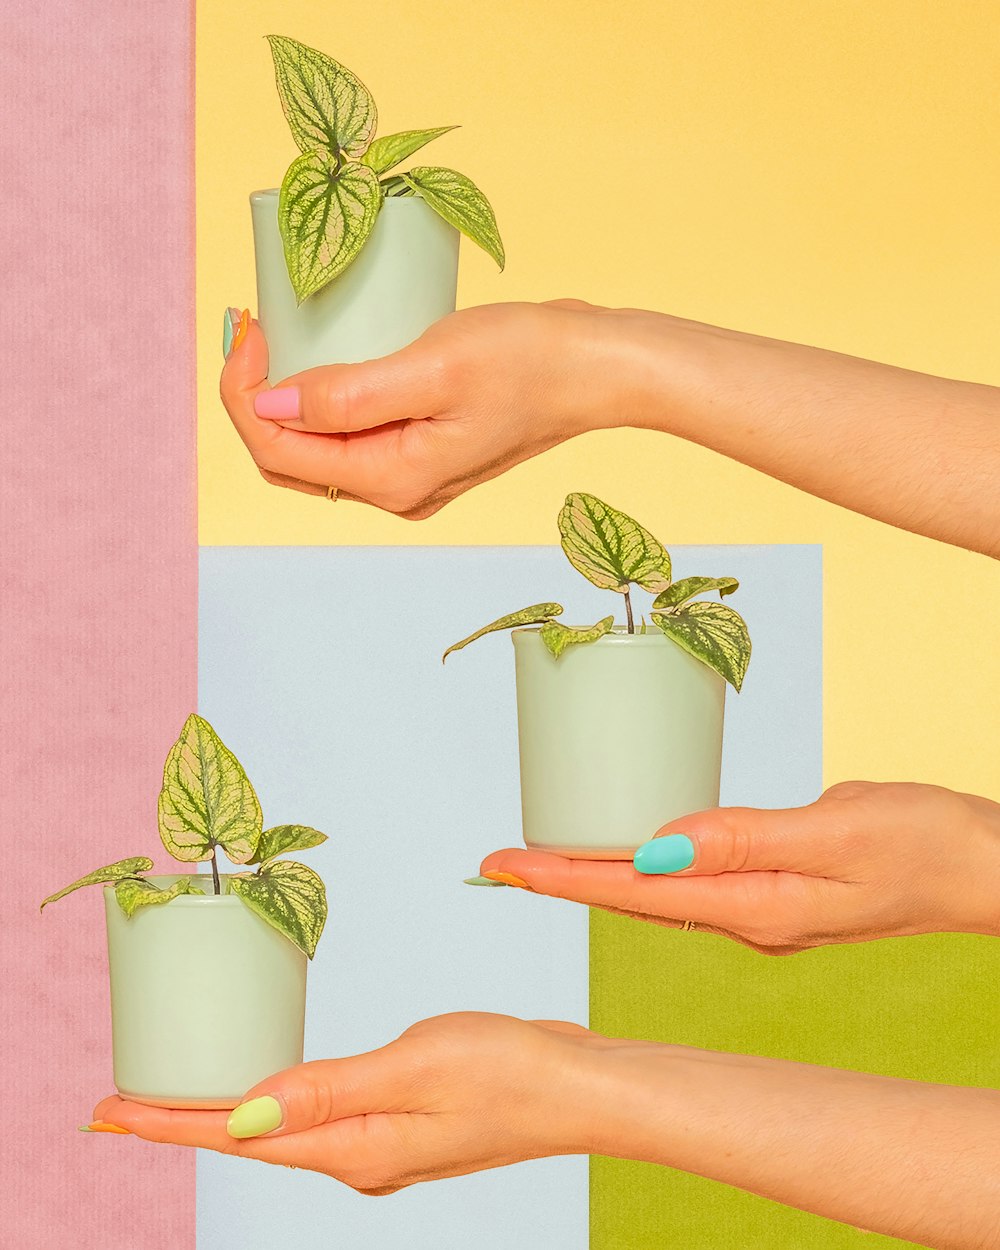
196, 545, 821, 1249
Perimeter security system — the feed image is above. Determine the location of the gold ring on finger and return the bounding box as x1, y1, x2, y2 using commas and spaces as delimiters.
680, 919, 696, 932
326, 485, 340, 502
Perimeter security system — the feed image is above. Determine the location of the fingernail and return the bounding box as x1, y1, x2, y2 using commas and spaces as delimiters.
227, 1095, 283, 1139
464, 875, 509, 886
254, 388, 301, 421
79, 1122, 131, 1134
482, 871, 531, 889
633, 834, 695, 875
230, 308, 251, 355
222, 306, 240, 359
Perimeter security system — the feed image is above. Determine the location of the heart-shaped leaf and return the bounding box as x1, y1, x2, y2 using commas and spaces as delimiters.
279, 154, 382, 302
248, 824, 328, 865
39, 856, 153, 911
158, 714, 262, 864
653, 576, 739, 612
442, 603, 564, 662
115, 875, 202, 920
266, 36, 377, 158
402, 166, 505, 269
362, 126, 457, 176
540, 615, 615, 659
652, 603, 751, 692
231, 861, 328, 959
558, 493, 672, 593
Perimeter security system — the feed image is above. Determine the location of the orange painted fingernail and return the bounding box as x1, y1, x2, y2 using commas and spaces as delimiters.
79, 1122, 131, 1134
482, 871, 531, 889
231, 308, 251, 353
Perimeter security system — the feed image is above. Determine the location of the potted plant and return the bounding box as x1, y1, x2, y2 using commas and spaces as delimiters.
41, 715, 328, 1110
445, 494, 752, 861
241, 35, 505, 382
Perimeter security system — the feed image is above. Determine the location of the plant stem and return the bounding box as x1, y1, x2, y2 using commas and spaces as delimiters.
624, 588, 635, 634
210, 847, 221, 896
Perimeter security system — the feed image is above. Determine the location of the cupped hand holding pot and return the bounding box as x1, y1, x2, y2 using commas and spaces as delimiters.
91, 1009, 1000, 1247
221, 300, 1000, 557
220, 301, 610, 516
479, 781, 1000, 953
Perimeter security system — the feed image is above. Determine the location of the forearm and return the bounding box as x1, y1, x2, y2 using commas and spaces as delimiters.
586, 311, 1000, 558
576, 1040, 1000, 1248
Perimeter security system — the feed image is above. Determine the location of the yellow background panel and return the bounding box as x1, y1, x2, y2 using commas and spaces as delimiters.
198, 0, 999, 798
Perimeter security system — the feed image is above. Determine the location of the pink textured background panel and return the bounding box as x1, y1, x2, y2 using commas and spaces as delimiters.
1, 1, 197, 1246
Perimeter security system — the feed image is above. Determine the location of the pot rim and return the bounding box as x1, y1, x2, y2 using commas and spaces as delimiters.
512, 626, 675, 646
103, 873, 246, 906
250, 187, 428, 208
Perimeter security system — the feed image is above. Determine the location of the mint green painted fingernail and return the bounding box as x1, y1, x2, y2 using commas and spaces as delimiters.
227, 1095, 283, 1139
464, 875, 508, 886
222, 307, 238, 359
633, 834, 695, 875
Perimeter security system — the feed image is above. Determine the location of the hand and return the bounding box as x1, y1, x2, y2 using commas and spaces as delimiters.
220, 301, 622, 519
480, 782, 1000, 954
92, 1013, 605, 1193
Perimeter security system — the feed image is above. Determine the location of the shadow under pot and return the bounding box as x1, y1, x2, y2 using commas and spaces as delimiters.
512, 628, 726, 860
250, 190, 460, 383
104, 875, 307, 1109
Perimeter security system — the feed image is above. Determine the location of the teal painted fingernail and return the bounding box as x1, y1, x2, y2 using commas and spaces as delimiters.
222, 307, 239, 359
633, 834, 695, 875
226, 1095, 283, 1139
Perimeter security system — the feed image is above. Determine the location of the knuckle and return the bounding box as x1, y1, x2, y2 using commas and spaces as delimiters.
822, 779, 875, 803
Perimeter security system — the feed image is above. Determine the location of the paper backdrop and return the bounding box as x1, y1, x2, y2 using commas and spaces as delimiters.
6, 1, 999, 1247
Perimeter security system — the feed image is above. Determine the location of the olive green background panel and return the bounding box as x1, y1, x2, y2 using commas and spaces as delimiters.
590, 920, 1000, 1248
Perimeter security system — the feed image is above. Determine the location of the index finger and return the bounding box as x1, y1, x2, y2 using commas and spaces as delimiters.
478, 847, 787, 933
90, 1094, 342, 1170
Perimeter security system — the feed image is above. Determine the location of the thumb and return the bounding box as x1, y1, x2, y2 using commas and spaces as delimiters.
255, 336, 447, 433
225, 1043, 405, 1141
633, 801, 844, 878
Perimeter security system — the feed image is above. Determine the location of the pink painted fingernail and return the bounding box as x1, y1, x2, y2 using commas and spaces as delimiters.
254, 388, 301, 421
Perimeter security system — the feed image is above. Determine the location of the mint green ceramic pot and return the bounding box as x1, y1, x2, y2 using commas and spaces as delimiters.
512, 629, 726, 859
104, 876, 307, 1109
250, 190, 460, 383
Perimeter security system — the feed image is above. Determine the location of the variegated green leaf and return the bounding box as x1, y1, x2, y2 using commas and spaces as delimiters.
653, 576, 739, 611
158, 714, 262, 864
362, 126, 457, 175
231, 861, 327, 959
652, 603, 752, 692
39, 857, 153, 911
540, 615, 615, 659
248, 824, 328, 865
442, 603, 563, 662
266, 36, 377, 158
402, 166, 505, 269
279, 154, 382, 302
114, 876, 200, 920
558, 493, 672, 593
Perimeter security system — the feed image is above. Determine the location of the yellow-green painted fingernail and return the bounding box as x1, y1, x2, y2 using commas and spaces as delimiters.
79, 1121, 131, 1134
222, 306, 240, 359
227, 1095, 283, 1139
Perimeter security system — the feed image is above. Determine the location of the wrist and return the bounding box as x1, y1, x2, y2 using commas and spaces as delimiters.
577, 309, 728, 438
558, 1035, 684, 1159
951, 794, 1000, 938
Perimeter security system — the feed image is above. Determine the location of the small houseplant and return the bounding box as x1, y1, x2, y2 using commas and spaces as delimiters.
41, 714, 328, 1109
248, 35, 504, 381
445, 494, 751, 860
